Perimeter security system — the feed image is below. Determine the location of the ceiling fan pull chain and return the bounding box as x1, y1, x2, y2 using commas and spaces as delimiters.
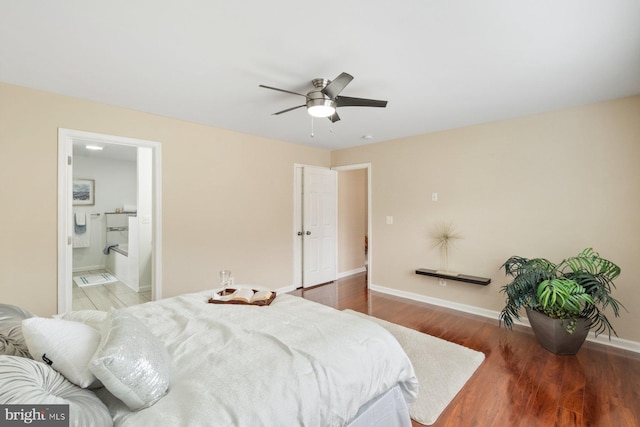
310, 116, 314, 138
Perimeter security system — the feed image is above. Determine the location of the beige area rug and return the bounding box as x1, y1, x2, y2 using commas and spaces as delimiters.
345, 310, 485, 425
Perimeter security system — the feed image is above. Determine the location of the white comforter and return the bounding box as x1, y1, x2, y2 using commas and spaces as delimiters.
96, 291, 418, 427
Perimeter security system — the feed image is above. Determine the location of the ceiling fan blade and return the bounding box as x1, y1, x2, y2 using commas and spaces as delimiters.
336, 96, 388, 108
259, 85, 308, 98
322, 72, 354, 99
328, 111, 341, 123
272, 104, 306, 115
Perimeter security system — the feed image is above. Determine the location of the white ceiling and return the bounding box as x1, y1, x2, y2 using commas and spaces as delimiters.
2, 1, 639, 150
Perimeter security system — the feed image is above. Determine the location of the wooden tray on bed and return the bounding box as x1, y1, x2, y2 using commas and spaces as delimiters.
208, 288, 277, 306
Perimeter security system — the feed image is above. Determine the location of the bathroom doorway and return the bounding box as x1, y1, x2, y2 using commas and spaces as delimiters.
58, 129, 162, 313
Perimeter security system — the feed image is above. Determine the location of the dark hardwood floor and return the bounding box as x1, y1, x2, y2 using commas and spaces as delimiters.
289, 273, 640, 427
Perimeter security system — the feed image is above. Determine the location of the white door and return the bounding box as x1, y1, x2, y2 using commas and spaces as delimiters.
300, 167, 337, 288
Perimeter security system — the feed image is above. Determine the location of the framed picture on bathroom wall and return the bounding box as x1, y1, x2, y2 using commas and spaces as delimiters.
73, 179, 95, 206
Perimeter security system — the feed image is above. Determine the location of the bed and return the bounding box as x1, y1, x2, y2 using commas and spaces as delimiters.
0, 291, 419, 426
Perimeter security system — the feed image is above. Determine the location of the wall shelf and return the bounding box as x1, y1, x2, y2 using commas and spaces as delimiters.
415, 268, 491, 286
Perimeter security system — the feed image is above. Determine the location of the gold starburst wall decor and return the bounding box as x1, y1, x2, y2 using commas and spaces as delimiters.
430, 222, 463, 276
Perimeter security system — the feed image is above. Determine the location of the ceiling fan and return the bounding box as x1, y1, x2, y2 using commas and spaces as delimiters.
259, 72, 387, 123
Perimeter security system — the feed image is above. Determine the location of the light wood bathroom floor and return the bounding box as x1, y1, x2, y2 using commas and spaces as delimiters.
72, 269, 151, 311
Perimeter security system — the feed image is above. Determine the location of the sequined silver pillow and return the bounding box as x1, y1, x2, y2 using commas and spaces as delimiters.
89, 310, 171, 410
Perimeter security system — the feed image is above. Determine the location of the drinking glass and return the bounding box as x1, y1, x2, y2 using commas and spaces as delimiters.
219, 270, 231, 296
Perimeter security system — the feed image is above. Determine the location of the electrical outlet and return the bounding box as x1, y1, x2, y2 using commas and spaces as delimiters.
438, 278, 447, 287
431, 192, 438, 202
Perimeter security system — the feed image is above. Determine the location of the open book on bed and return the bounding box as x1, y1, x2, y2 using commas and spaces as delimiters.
208, 288, 276, 306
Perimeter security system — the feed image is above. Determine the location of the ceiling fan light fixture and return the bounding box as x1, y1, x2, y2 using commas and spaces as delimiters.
260, 72, 387, 123
307, 98, 336, 118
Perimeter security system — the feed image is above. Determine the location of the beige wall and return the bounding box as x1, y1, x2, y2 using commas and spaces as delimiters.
2, 81, 638, 343
337, 169, 367, 273
332, 96, 640, 343
0, 83, 330, 316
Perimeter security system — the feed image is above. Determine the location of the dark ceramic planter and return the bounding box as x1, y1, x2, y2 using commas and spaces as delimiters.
525, 307, 590, 355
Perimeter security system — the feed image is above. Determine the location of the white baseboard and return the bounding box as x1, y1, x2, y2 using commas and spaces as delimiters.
369, 283, 640, 354
280, 269, 366, 294
275, 284, 298, 294
72, 264, 105, 273
338, 267, 367, 279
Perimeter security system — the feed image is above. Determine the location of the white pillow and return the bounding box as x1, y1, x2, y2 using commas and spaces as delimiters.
21, 318, 101, 388
54, 310, 108, 331
89, 310, 171, 410
0, 355, 112, 427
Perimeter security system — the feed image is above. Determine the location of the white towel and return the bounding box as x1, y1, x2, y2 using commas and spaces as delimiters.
73, 216, 91, 248
75, 212, 86, 226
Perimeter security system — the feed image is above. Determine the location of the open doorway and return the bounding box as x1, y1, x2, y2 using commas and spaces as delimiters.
333, 163, 372, 288
57, 129, 162, 313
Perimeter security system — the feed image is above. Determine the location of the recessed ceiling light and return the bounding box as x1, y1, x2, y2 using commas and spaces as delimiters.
85, 145, 103, 151
361, 135, 374, 140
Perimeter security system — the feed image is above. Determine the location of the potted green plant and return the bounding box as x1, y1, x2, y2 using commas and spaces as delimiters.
499, 248, 624, 354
